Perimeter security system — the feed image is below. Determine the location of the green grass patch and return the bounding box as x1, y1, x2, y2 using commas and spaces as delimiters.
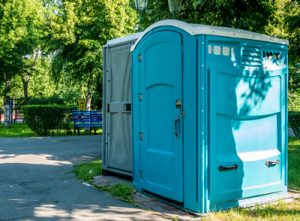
288, 138, 300, 190
73, 160, 102, 183
99, 183, 135, 204
0, 123, 102, 137
73, 160, 135, 204
0, 123, 36, 137
204, 199, 300, 221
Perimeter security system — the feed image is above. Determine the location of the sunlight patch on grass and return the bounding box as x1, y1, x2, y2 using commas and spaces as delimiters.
0, 123, 36, 137
0, 123, 102, 137
204, 199, 300, 221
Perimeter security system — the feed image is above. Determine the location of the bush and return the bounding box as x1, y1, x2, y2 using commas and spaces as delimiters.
27, 96, 65, 105
289, 92, 300, 112
289, 112, 300, 138
22, 105, 74, 136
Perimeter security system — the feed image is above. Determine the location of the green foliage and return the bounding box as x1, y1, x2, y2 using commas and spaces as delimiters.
23, 55, 56, 98
54, 73, 83, 105
138, 0, 274, 33
284, 1, 300, 64
265, 0, 300, 92
289, 92, 300, 112
289, 65, 300, 93
289, 112, 300, 138
49, 0, 138, 102
22, 104, 73, 136
27, 96, 65, 105
0, 0, 46, 89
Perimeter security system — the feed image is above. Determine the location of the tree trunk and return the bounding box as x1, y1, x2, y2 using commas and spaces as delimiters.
3, 81, 12, 127
86, 74, 92, 111
21, 75, 30, 102
84, 82, 92, 133
86, 90, 92, 111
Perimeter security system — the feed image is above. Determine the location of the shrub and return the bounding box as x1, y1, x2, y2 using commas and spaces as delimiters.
289, 112, 300, 138
289, 92, 300, 112
27, 96, 65, 105
22, 105, 74, 136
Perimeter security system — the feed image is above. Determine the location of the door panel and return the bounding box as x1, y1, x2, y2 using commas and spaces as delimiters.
139, 31, 183, 202
105, 44, 133, 172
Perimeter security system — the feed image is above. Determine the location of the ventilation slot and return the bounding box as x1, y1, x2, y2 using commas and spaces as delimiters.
242, 46, 262, 68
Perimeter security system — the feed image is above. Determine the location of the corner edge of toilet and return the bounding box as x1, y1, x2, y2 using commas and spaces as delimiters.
131, 19, 289, 213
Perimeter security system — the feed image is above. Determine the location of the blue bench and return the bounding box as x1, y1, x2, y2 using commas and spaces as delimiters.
71, 110, 102, 135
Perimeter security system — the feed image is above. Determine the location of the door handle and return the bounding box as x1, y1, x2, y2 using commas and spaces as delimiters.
218, 164, 238, 172
265, 160, 280, 167
174, 116, 180, 138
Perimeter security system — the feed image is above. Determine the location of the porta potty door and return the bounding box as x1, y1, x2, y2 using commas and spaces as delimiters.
134, 31, 184, 202
102, 41, 134, 175
207, 38, 287, 207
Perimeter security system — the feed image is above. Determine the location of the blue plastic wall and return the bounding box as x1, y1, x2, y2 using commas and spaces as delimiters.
206, 36, 288, 211
132, 26, 288, 213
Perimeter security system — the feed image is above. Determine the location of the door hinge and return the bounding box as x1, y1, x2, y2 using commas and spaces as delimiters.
139, 170, 143, 179
138, 54, 142, 63
138, 93, 143, 101
139, 132, 143, 141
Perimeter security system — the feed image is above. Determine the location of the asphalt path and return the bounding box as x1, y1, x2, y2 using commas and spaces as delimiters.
0, 136, 165, 221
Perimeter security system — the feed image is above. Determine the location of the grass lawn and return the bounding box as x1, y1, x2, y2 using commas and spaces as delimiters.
288, 138, 300, 191
203, 200, 300, 221
0, 123, 36, 137
0, 123, 102, 137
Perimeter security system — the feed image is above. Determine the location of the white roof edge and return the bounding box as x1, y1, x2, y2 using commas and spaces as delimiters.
105, 32, 142, 47
131, 19, 289, 51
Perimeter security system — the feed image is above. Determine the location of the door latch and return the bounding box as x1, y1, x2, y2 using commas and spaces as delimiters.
265, 160, 280, 167
218, 164, 238, 172
175, 99, 182, 109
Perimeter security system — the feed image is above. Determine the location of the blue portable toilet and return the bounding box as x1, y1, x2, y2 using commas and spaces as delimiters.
131, 20, 288, 213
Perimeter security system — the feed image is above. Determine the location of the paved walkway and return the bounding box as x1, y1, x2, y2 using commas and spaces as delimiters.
0, 136, 168, 221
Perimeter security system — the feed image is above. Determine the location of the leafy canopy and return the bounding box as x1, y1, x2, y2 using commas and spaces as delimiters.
0, 0, 46, 88
49, 0, 137, 92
